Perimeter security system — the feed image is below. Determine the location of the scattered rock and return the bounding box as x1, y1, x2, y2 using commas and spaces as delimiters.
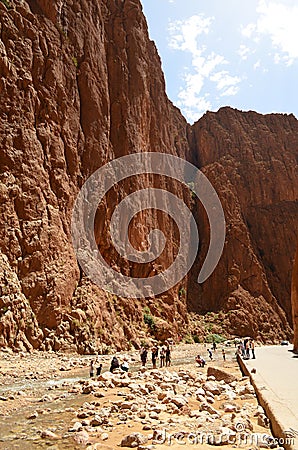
207, 367, 238, 384
40, 430, 59, 440
121, 432, 148, 447
73, 430, 90, 445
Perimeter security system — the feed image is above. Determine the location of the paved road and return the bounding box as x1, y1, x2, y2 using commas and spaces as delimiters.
243, 345, 298, 448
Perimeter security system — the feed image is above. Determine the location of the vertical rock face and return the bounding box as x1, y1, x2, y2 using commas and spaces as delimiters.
292, 245, 298, 352
0, 0, 297, 351
188, 108, 297, 341
0, 0, 189, 352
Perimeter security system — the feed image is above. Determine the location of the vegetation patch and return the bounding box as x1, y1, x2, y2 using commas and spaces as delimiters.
0, 0, 11, 9
205, 333, 226, 344
143, 308, 156, 331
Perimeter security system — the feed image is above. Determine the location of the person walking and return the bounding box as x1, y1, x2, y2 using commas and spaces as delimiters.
245, 340, 250, 359
222, 348, 226, 361
212, 341, 217, 352
208, 349, 213, 361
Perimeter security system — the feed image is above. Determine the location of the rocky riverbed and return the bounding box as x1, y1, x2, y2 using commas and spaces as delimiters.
0, 344, 279, 449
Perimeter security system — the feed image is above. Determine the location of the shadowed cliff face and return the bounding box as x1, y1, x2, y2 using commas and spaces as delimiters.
187, 108, 297, 342
0, 0, 297, 352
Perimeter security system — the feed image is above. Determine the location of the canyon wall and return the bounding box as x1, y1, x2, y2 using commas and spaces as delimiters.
187, 108, 297, 342
0, 0, 297, 352
0, 0, 190, 352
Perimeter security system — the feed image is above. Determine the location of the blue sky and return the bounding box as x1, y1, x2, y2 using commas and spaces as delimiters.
141, 0, 298, 124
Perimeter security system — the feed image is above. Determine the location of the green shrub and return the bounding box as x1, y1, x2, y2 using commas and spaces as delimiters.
193, 334, 200, 343
205, 333, 226, 344
205, 323, 213, 332
178, 287, 186, 297
0, 0, 11, 9
184, 334, 193, 344
143, 312, 156, 331
72, 56, 78, 68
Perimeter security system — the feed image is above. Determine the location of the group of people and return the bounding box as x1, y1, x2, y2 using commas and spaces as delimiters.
236, 338, 256, 359
195, 343, 226, 367
140, 344, 171, 368
89, 342, 172, 378
90, 337, 256, 378
109, 356, 129, 372
89, 356, 103, 378
89, 354, 129, 378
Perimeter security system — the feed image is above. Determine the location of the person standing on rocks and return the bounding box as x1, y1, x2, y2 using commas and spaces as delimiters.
151, 346, 158, 369
160, 347, 165, 368
140, 347, 148, 367
96, 363, 102, 376
165, 346, 171, 367
90, 359, 95, 378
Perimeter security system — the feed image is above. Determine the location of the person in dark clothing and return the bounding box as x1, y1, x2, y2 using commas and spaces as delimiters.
90, 360, 95, 378
212, 342, 217, 352
160, 347, 165, 368
96, 363, 102, 376
165, 346, 171, 367
208, 349, 213, 360
110, 356, 120, 372
140, 348, 148, 367
222, 349, 226, 361
250, 339, 256, 359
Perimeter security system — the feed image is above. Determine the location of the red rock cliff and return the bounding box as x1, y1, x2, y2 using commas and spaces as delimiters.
188, 108, 297, 341
0, 0, 297, 351
0, 0, 190, 352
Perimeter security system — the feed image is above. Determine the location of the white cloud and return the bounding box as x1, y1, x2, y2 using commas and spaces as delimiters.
241, 23, 257, 38
177, 95, 212, 123
221, 86, 239, 97
237, 44, 252, 60
168, 15, 213, 53
168, 15, 241, 122
242, 0, 298, 65
210, 71, 241, 92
